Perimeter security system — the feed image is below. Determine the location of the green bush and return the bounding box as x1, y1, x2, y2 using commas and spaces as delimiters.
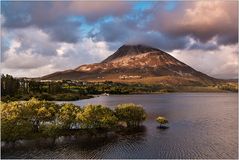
115, 103, 146, 128
1, 101, 32, 142
40, 123, 62, 138
76, 104, 118, 129
38, 93, 54, 101
58, 103, 81, 129
1, 99, 148, 142
156, 116, 168, 124
54, 93, 79, 101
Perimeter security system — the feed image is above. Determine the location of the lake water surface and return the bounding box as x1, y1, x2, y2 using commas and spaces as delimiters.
2, 93, 238, 159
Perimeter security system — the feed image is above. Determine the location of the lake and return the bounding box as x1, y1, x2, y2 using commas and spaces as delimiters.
2, 93, 238, 159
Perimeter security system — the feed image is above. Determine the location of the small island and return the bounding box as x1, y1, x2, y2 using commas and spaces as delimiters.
156, 116, 169, 129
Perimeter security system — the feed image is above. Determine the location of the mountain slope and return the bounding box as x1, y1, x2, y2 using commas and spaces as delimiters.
42, 44, 219, 85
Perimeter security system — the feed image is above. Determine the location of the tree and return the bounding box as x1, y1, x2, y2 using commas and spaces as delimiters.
58, 103, 81, 129
29, 81, 41, 93
39, 123, 62, 145
1, 99, 59, 142
1, 74, 20, 96
115, 103, 146, 128
37, 105, 56, 122
1, 102, 32, 142
19, 98, 59, 132
76, 104, 118, 129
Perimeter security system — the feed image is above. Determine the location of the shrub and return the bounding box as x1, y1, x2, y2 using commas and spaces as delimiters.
77, 104, 118, 129
40, 123, 61, 138
115, 103, 146, 128
38, 93, 54, 101
58, 103, 81, 129
1, 102, 32, 142
156, 116, 168, 124
1, 99, 148, 142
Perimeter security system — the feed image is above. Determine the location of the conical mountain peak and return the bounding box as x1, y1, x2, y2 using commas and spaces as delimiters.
102, 44, 160, 63
42, 44, 217, 86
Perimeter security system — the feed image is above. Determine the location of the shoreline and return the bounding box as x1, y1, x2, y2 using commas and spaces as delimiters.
1, 90, 237, 102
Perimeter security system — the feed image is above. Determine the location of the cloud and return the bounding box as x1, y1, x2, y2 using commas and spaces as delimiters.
91, 18, 131, 43
2, 1, 237, 47
67, 1, 133, 21
44, 20, 82, 43
89, 1, 237, 52
91, 15, 220, 51
126, 31, 189, 51
2, 27, 59, 59
1, 1, 132, 43
1, 27, 113, 77
170, 44, 238, 79
1, 1, 238, 79
2, 1, 132, 26
1, 64, 66, 78
89, 14, 164, 49
2, 40, 48, 69
151, 1, 238, 45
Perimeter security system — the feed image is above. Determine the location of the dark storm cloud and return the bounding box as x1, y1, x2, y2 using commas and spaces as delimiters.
89, 17, 137, 43
44, 20, 82, 43
217, 33, 238, 46
126, 32, 189, 51
2, 2, 65, 28
92, 21, 130, 42
89, 1, 238, 51
2, 1, 82, 43
91, 23, 189, 51
66, 1, 133, 21
1, 1, 133, 43
2, 1, 237, 49
89, 14, 203, 51
2, 1, 132, 27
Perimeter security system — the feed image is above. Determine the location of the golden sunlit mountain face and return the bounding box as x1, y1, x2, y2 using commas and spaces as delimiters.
42, 44, 218, 86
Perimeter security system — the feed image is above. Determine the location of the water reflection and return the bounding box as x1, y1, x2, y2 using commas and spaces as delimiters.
2, 126, 147, 159
2, 93, 238, 159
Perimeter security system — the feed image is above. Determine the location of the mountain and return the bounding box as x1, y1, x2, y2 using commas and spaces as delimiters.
42, 44, 219, 85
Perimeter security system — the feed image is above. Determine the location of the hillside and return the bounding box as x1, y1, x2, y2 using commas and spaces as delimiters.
42, 44, 220, 86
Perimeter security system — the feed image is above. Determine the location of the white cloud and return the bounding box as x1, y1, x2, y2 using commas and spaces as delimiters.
2, 40, 48, 69
1, 65, 56, 78
1, 27, 113, 77
74, 38, 112, 61
182, 1, 233, 28
169, 44, 238, 79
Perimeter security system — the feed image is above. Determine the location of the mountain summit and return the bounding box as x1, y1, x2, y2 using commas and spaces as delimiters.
42, 44, 218, 85
102, 44, 160, 63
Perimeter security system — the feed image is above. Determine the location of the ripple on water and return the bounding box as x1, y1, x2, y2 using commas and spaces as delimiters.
1, 93, 238, 159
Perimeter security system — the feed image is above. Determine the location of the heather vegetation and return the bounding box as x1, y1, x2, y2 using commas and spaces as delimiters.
1, 98, 146, 143
217, 83, 238, 92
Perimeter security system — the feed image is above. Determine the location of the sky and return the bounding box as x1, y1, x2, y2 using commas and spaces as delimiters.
1, 1, 238, 79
